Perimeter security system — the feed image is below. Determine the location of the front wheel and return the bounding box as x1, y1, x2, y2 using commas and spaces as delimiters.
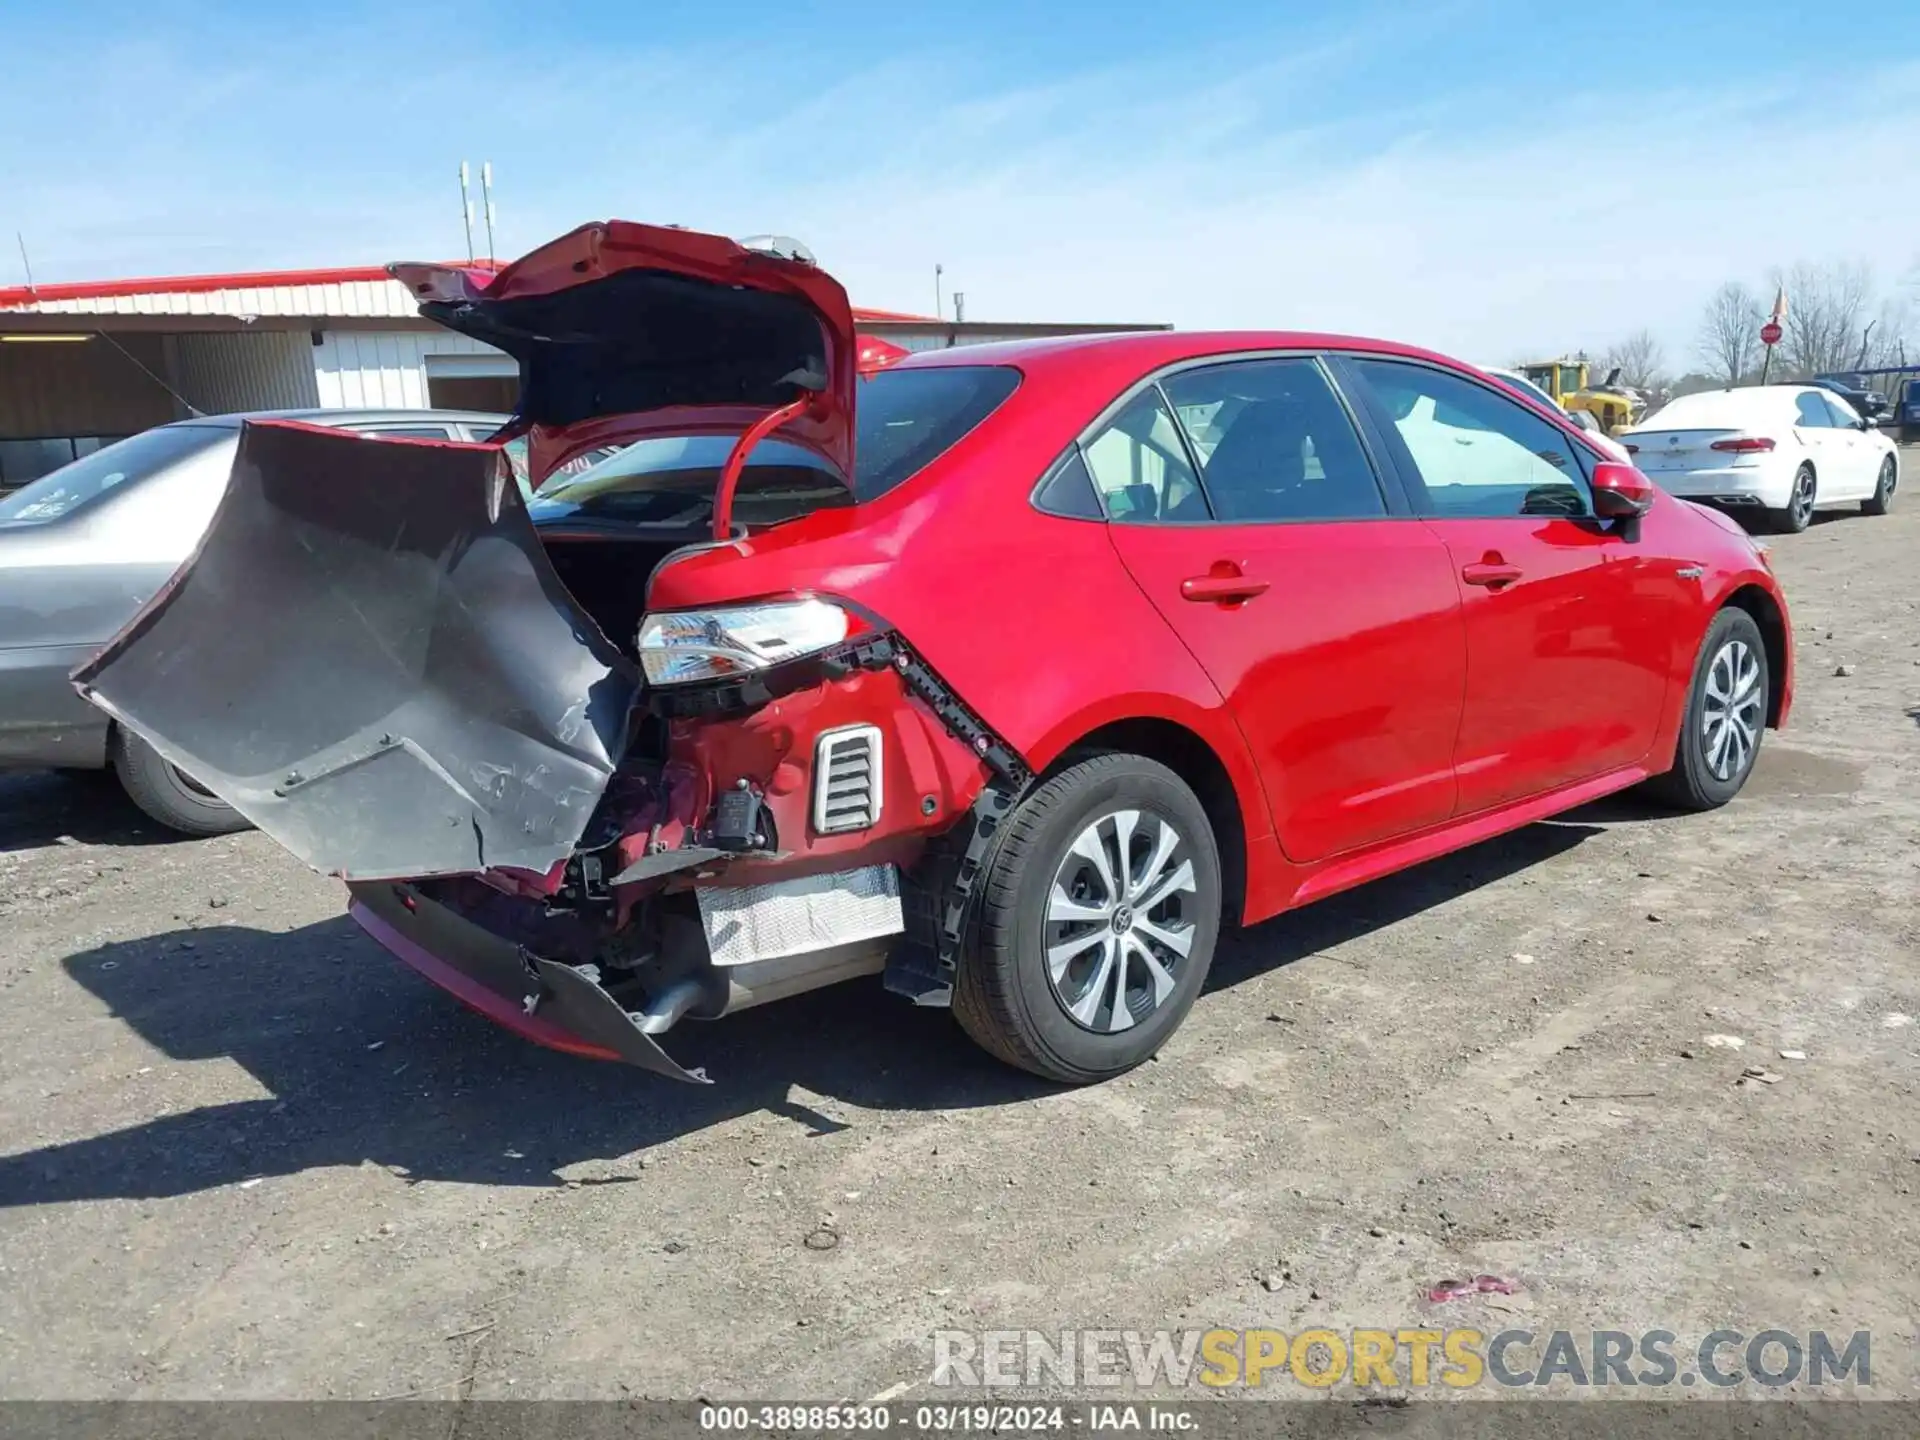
1643, 608, 1768, 811
952, 753, 1221, 1084
1862, 455, 1897, 516
1769, 464, 1816, 533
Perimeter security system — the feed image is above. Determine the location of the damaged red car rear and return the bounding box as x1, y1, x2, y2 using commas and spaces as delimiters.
75, 220, 1792, 1085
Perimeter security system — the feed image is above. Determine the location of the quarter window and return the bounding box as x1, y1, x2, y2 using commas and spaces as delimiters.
1350, 360, 1591, 519
1161, 359, 1385, 520
1081, 388, 1210, 523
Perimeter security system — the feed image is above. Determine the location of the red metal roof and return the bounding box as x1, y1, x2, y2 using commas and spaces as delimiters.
0, 262, 934, 322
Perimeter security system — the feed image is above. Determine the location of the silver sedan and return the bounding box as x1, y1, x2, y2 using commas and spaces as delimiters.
0, 408, 512, 835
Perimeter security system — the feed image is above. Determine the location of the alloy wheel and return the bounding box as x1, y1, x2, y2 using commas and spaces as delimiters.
1701, 638, 1763, 782
1790, 471, 1815, 529
1044, 809, 1199, 1034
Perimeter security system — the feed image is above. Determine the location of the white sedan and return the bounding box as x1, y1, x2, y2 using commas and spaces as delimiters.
1621, 385, 1899, 533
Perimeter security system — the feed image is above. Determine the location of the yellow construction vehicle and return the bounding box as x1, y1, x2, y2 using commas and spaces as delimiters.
1517, 358, 1640, 435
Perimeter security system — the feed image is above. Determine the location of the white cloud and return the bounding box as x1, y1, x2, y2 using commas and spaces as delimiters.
3, 16, 1915, 367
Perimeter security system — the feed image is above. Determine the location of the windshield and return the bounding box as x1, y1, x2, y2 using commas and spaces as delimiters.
0, 425, 230, 525
532, 365, 1021, 524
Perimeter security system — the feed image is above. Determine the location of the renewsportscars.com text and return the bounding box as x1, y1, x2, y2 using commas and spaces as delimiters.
932, 1327, 1872, 1390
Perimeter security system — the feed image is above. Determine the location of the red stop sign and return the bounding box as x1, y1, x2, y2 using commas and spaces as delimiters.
1761, 321, 1783, 346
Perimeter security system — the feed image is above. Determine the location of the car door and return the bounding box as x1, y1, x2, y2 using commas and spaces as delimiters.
1341, 357, 1673, 816
1084, 356, 1467, 864
1815, 393, 1875, 497
1790, 391, 1851, 499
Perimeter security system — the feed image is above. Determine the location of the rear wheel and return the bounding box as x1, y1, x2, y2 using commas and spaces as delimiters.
1769, 464, 1816, 533
111, 730, 250, 836
1862, 455, 1897, 516
952, 753, 1221, 1083
1643, 608, 1768, 811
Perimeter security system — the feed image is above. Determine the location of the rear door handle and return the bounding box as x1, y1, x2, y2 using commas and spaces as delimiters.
1461, 561, 1523, 588
1180, 574, 1270, 603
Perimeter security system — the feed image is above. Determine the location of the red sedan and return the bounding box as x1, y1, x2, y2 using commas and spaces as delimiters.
78, 221, 1793, 1085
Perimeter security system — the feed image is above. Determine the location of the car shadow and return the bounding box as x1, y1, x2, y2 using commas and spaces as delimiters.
1207, 816, 1603, 991
8, 814, 1619, 1208
0, 768, 179, 852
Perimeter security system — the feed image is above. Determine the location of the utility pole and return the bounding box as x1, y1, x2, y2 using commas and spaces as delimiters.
458, 162, 476, 264
934, 264, 944, 321
481, 162, 497, 262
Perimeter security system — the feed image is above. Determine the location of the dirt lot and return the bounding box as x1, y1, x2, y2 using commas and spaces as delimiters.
1, 474, 1916, 1403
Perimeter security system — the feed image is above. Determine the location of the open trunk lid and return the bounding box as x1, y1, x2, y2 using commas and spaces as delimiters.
393, 221, 857, 495
73, 221, 862, 884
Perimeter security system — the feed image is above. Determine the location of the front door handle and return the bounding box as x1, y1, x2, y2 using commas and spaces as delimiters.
1461, 561, 1523, 589
1180, 573, 1270, 604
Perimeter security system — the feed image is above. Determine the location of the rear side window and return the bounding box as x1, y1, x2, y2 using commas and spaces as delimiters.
0, 425, 229, 525
1161, 359, 1385, 520
853, 365, 1020, 501
1794, 393, 1835, 428
1350, 359, 1590, 519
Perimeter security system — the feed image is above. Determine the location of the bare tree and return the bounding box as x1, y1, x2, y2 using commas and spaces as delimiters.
1768, 260, 1874, 378
1696, 281, 1763, 385
1602, 328, 1667, 390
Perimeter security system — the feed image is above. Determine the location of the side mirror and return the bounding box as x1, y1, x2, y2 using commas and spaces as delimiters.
1856, 416, 1876, 431
1591, 461, 1655, 518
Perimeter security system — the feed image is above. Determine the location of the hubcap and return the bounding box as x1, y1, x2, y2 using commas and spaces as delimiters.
1045, 809, 1199, 1034
1881, 460, 1896, 501
1701, 638, 1763, 782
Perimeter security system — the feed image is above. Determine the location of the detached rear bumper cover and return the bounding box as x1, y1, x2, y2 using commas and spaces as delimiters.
73, 421, 637, 880
351, 881, 708, 1082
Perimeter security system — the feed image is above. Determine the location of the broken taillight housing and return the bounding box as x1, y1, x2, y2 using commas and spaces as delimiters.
636, 599, 858, 686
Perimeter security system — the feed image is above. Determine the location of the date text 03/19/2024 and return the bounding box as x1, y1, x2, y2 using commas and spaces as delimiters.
698, 1404, 1198, 1432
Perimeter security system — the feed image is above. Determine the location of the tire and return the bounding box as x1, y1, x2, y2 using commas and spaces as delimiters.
1862, 455, 1897, 516
1768, 464, 1816, 533
1643, 608, 1768, 812
110, 729, 250, 836
951, 753, 1222, 1084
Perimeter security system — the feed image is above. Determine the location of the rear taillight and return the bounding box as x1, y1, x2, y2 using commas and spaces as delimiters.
636, 598, 865, 686
1710, 437, 1776, 453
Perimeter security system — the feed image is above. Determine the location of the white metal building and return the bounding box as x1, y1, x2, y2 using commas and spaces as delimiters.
0, 263, 1167, 489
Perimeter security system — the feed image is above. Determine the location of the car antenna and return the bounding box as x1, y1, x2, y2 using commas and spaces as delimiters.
96, 331, 204, 417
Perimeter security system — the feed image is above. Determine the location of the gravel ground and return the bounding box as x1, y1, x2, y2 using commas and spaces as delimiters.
1, 476, 1916, 1403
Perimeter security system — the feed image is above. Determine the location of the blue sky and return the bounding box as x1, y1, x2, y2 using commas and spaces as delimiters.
3, 0, 1915, 365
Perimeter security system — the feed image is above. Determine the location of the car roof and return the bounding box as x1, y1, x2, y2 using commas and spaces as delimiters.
165, 407, 511, 431
893, 329, 1463, 385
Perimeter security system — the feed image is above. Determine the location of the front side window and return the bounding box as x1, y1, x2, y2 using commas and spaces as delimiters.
1161, 359, 1385, 521
1818, 394, 1859, 428
1080, 388, 1209, 523
1350, 360, 1590, 519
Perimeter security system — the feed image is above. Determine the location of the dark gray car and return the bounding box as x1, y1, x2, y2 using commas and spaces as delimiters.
0, 408, 512, 834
